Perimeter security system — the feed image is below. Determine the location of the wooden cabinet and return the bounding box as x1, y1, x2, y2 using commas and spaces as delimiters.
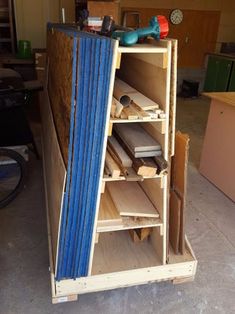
228, 62, 235, 91
204, 55, 235, 92
42, 25, 197, 303
200, 93, 235, 201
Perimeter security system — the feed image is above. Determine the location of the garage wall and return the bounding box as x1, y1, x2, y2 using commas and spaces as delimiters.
120, 0, 235, 48
14, 0, 48, 48
120, 0, 235, 90
14, 0, 74, 49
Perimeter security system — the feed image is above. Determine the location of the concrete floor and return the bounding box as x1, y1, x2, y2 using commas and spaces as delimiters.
1, 97, 235, 314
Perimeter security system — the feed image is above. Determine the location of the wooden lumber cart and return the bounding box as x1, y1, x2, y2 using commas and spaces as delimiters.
41, 24, 197, 304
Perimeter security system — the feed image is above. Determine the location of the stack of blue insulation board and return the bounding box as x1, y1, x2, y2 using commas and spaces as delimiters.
48, 25, 115, 280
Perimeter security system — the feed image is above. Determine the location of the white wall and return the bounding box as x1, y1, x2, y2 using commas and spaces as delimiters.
14, 0, 74, 49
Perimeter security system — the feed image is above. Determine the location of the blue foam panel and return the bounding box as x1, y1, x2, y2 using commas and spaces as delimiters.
48, 25, 115, 280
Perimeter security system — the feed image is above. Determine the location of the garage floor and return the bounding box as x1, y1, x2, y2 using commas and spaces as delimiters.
1, 97, 235, 314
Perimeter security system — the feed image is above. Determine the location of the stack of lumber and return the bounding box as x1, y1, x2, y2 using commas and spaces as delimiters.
114, 123, 162, 158
47, 25, 115, 280
111, 78, 166, 120
104, 133, 168, 178
104, 134, 160, 178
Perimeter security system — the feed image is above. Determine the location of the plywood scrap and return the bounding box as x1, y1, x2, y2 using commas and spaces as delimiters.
172, 131, 189, 196
107, 181, 159, 218
114, 123, 161, 154
170, 131, 190, 255
108, 136, 132, 167
105, 151, 121, 178
169, 189, 181, 254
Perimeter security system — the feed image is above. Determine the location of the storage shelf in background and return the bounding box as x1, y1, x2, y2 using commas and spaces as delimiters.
0, 22, 9, 27
0, 38, 11, 42
0, 7, 8, 13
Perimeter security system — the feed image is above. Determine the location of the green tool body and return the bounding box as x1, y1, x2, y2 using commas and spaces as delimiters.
112, 16, 169, 46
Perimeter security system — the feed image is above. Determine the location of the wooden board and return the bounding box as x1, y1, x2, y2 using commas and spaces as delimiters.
107, 181, 159, 218
49, 228, 196, 299
115, 78, 160, 110
169, 39, 177, 156
97, 190, 162, 232
98, 190, 122, 225
172, 132, 189, 197
40, 90, 66, 266
127, 92, 160, 111
169, 190, 181, 254
47, 29, 74, 166
108, 136, 132, 167
105, 151, 121, 178
114, 123, 161, 152
171, 131, 190, 254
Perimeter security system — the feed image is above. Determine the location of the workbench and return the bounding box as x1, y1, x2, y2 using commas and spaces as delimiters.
200, 92, 235, 201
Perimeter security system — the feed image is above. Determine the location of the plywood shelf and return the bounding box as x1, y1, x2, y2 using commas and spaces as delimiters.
118, 45, 168, 54
103, 172, 164, 182
110, 117, 165, 123
92, 231, 162, 275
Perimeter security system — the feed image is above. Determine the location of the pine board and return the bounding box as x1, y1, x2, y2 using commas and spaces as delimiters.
107, 181, 159, 218
98, 190, 122, 225
114, 123, 161, 153
108, 136, 132, 167
128, 92, 160, 110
